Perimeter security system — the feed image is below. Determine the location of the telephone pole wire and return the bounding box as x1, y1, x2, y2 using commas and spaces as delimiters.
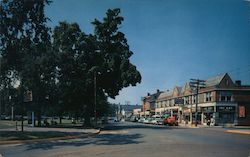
190, 79, 206, 127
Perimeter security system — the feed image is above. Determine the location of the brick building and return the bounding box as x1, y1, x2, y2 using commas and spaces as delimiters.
141, 90, 162, 117
143, 73, 250, 126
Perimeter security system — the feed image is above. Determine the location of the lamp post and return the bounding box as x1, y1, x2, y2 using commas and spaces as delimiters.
94, 71, 97, 128
9, 95, 14, 121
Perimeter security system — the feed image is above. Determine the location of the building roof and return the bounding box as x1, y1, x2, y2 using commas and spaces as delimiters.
205, 73, 226, 87
158, 90, 173, 100
142, 91, 162, 102
175, 86, 182, 93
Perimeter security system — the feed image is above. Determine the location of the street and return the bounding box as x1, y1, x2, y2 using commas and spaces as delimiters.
0, 122, 249, 157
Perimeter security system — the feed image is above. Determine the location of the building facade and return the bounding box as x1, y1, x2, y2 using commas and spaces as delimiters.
141, 90, 162, 117
143, 73, 250, 126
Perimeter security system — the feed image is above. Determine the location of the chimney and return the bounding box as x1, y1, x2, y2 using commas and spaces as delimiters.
147, 93, 150, 96
157, 89, 160, 93
235, 80, 241, 86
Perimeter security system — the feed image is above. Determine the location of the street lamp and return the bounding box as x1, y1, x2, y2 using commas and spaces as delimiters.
9, 95, 14, 121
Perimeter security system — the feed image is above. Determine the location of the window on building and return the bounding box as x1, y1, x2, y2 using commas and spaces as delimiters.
226, 96, 231, 101
205, 92, 212, 102
219, 91, 232, 102
185, 96, 189, 104
192, 95, 196, 104
166, 100, 169, 106
221, 96, 226, 101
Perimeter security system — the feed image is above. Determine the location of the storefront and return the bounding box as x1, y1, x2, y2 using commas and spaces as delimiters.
201, 106, 214, 125
216, 106, 236, 125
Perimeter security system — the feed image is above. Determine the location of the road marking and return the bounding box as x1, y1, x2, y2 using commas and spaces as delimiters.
225, 130, 250, 135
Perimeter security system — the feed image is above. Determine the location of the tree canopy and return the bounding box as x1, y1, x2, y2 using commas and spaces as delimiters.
0, 0, 141, 126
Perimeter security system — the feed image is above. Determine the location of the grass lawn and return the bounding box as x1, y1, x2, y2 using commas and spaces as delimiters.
0, 130, 73, 141
0, 120, 83, 141
0, 120, 30, 129
0, 119, 84, 129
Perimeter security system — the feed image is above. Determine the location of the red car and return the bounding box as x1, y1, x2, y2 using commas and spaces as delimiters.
163, 116, 178, 126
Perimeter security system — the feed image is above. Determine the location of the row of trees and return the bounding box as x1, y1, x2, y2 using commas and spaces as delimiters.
0, 0, 141, 126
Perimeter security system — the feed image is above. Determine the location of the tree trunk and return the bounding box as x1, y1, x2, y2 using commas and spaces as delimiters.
37, 108, 41, 127
59, 116, 62, 124
84, 105, 91, 127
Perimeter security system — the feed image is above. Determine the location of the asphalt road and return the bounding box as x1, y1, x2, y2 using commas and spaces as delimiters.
0, 122, 249, 157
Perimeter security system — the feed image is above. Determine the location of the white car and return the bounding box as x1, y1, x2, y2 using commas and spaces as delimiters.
138, 118, 145, 123
150, 117, 162, 125
143, 118, 151, 124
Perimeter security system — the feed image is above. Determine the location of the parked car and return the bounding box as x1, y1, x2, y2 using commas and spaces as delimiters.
149, 118, 158, 124
143, 118, 151, 124
163, 116, 178, 126
157, 114, 170, 125
138, 118, 145, 123
150, 115, 161, 125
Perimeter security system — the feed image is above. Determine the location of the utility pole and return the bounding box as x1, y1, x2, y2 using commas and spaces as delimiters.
190, 79, 205, 127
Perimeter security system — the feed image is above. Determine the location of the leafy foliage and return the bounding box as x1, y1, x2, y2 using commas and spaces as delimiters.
92, 8, 141, 98
1, 1, 141, 126
0, 0, 55, 126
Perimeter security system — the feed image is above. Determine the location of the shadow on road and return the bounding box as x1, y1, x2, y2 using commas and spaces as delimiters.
24, 132, 143, 151
103, 122, 188, 131
21, 122, 186, 151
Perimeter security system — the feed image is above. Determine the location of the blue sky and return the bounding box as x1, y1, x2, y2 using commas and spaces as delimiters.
45, 0, 250, 105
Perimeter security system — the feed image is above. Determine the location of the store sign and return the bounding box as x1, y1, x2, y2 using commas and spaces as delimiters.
239, 106, 245, 118
174, 98, 184, 104
217, 106, 235, 112
202, 107, 214, 113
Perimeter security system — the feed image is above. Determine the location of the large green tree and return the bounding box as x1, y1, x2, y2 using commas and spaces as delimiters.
53, 9, 141, 126
92, 8, 141, 98
0, 0, 56, 126
1, 1, 141, 127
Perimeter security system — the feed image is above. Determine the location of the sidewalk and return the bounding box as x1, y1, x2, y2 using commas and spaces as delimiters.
179, 123, 250, 135
0, 126, 100, 145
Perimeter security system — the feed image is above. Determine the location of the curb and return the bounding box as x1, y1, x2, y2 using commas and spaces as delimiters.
0, 129, 101, 145
225, 130, 250, 135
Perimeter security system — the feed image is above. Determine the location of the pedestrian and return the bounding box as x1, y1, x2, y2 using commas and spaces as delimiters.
207, 119, 211, 126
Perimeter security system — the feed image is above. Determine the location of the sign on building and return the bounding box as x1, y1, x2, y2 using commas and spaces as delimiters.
239, 106, 245, 118
174, 98, 184, 104
217, 106, 235, 112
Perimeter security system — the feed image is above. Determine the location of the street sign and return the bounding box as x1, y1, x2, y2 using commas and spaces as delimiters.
24, 90, 33, 102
